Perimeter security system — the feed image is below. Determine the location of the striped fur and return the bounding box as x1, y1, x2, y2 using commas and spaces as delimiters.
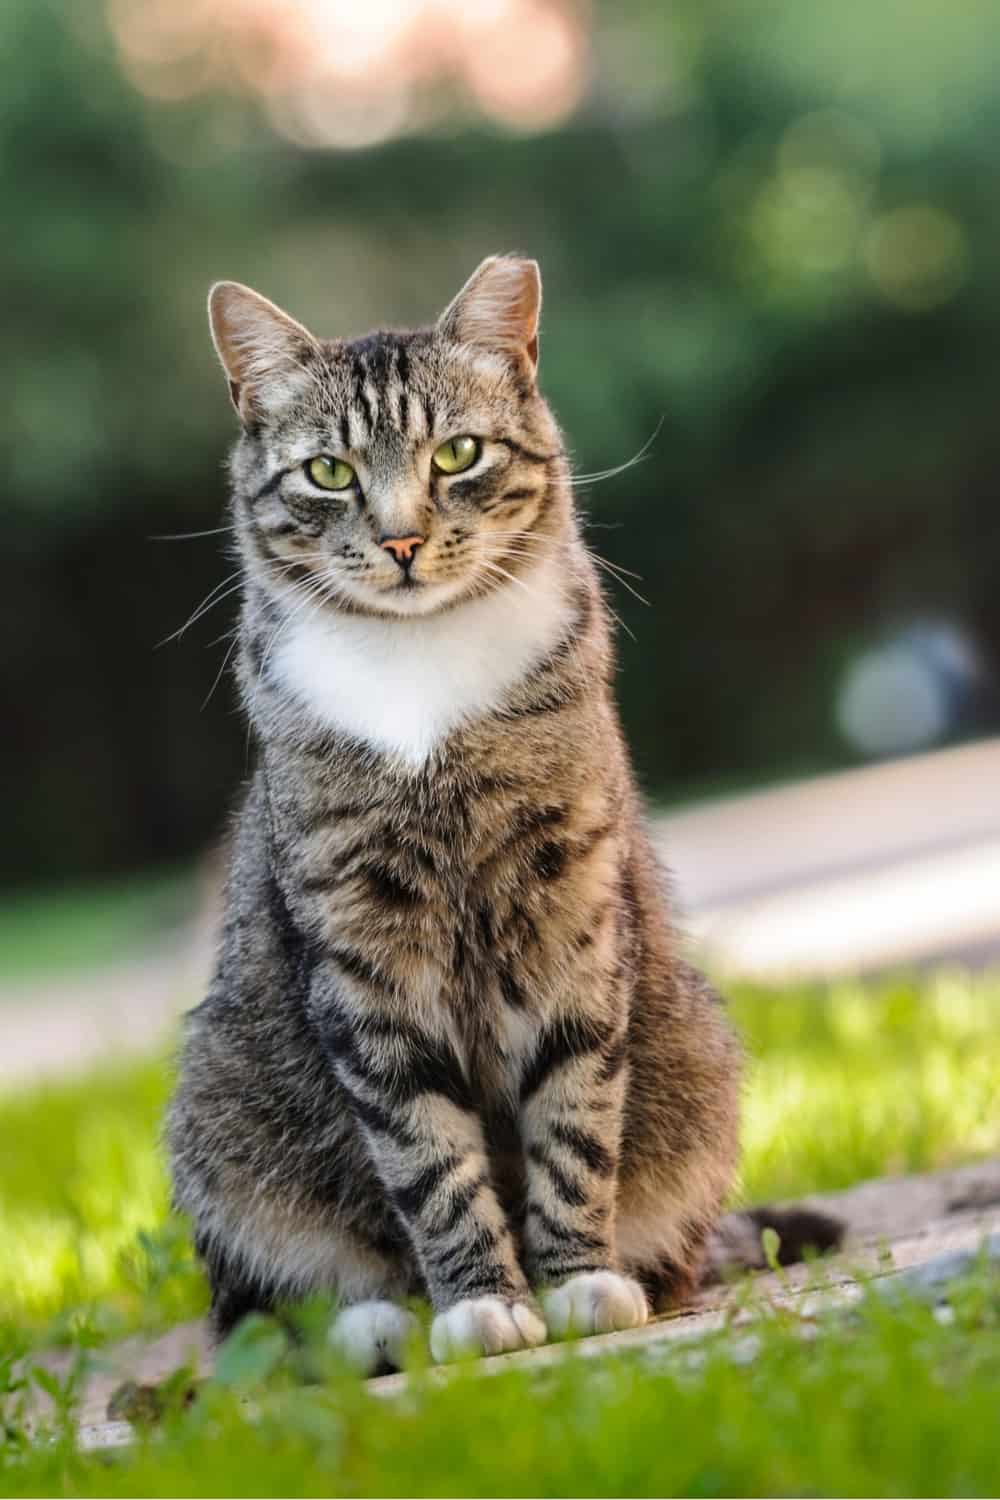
168, 257, 742, 1368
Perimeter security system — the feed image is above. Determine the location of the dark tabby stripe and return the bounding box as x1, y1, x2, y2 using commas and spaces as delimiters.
448, 472, 500, 506
337, 1081, 419, 1146
248, 467, 292, 503
393, 1155, 462, 1218
323, 1010, 473, 1114
525, 1202, 606, 1251
429, 1237, 513, 1296
429, 1225, 499, 1277
533, 840, 566, 880
550, 1121, 614, 1175
436, 1174, 488, 1235
498, 965, 528, 1010
530, 1252, 607, 1281
354, 376, 376, 436
519, 1014, 613, 1103
394, 341, 410, 386
360, 860, 424, 908
482, 486, 540, 511
250, 518, 298, 539
326, 942, 386, 990
498, 436, 560, 464
527, 1143, 587, 1206
595, 1031, 628, 1084
296, 801, 370, 835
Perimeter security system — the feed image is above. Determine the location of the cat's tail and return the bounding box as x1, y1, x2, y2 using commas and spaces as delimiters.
702, 1203, 846, 1283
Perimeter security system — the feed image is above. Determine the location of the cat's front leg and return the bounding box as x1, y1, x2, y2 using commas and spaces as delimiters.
519, 1009, 649, 1337
309, 958, 546, 1362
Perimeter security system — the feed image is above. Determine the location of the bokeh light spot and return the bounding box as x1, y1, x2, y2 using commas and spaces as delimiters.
864, 203, 968, 310
105, 0, 589, 143
751, 167, 867, 278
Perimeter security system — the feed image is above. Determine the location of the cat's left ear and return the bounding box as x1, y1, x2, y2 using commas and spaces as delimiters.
208, 281, 320, 425
438, 255, 541, 372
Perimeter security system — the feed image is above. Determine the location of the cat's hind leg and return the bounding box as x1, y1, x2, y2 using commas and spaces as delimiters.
614, 1152, 734, 1314
198, 1214, 422, 1374
197, 1233, 277, 1342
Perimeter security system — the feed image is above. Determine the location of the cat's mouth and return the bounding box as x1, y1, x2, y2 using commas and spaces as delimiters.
387, 580, 476, 616
333, 569, 477, 619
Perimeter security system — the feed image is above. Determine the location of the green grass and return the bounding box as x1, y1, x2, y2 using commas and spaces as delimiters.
0, 1060, 206, 1345
1, 970, 998, 1345
0, 865, 197, 982
4, 1267, 1000, 1496
1, 970, 998, 1495
734, 970, 1000, 1199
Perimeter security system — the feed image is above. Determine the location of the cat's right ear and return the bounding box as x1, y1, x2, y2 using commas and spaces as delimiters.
207, 282, 319, 425
438, 256, 542, 373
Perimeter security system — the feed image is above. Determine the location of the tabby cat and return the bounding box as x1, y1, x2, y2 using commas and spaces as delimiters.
168, 256, 744, 1372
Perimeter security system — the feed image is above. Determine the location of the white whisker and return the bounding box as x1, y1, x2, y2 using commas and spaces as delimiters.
151, 525, 236, 541
588, 551, 650, 607
248, 570, 335, 723
161, 548, 333, 649
568, 417, 664, 489
160, 572, 245, 646
477, 559, 540, 601
604, 601, 637, 643
202, 632, 241, 711
588, 554, 644, 582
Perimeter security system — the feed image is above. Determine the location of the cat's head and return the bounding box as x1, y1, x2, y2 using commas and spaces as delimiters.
208, 256, 570, 619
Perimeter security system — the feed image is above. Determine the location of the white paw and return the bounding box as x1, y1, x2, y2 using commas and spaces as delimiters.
542, 1271, 649, 1338
329, 1300, 420, 1375
430, 1295, 547, 1363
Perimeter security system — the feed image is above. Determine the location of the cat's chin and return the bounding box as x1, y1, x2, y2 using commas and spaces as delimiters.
340, 576, 480, 619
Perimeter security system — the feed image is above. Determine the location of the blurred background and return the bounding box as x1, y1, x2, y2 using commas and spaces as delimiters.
2, 4, 1000, 1363
3, 0, 1000, 1035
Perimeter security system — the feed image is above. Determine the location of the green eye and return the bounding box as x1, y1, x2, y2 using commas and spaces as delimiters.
432, 435, 479, 474
307, 455, 355, 491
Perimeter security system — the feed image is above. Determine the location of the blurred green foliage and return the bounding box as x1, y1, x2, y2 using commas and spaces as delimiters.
0, 864, 195, 979
3, 0, 1000, 880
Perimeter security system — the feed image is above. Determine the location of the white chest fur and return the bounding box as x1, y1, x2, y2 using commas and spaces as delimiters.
273, 553, 572, 767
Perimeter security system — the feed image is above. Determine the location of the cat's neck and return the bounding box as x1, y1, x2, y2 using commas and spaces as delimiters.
270, 545, 577, 768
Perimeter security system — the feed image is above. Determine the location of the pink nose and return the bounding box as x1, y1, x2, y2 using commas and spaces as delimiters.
381, 535, 425, 567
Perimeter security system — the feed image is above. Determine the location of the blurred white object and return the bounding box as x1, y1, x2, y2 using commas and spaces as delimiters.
689, 838, 1000, 980
656, 735, 1000, 980
836, 620, 985, 758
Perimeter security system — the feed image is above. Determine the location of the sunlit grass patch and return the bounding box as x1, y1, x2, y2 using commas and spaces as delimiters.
0, 969, 997, 1342
732, 970, 1000, 1200
0, 1061, 206, 1343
